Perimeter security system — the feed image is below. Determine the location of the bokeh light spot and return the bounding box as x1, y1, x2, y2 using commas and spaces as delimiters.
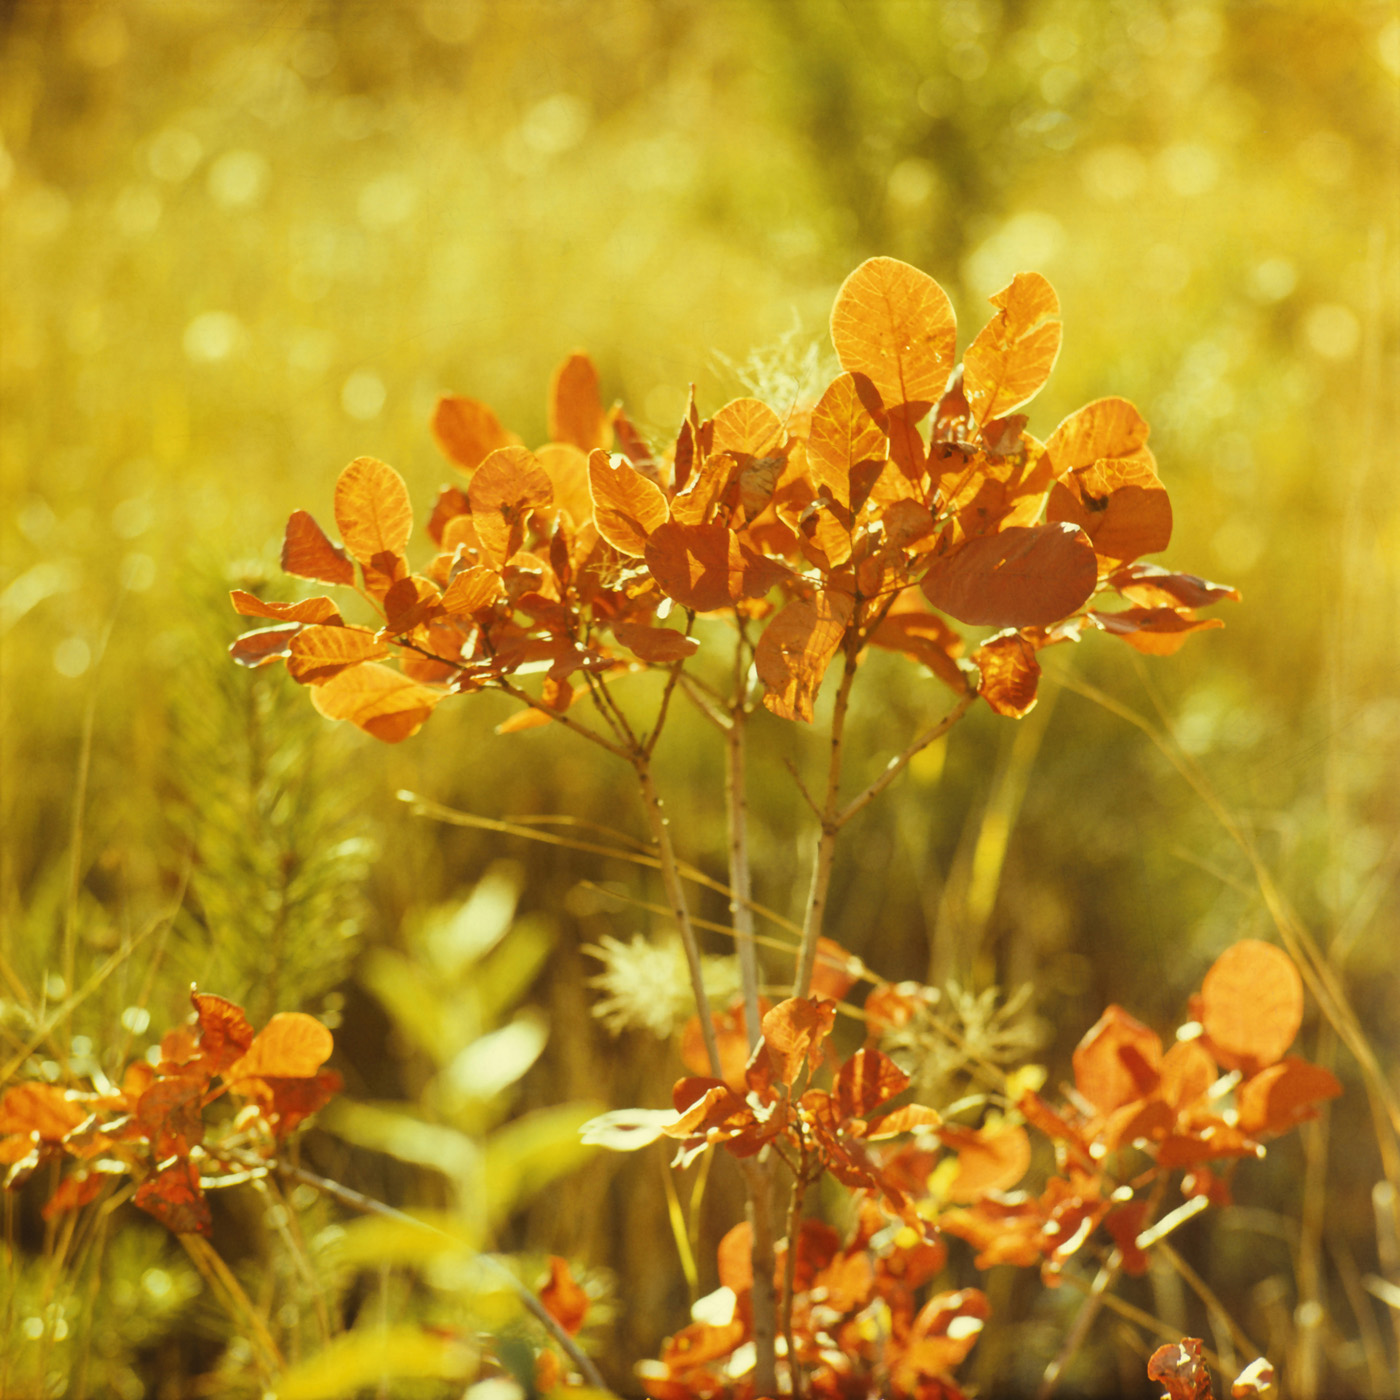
148, 128, 204, 183
112, 184, 162, 236
54, 637, 92, 679
358, 173, 418, 229
1303, 304, 1360, 360
342, 370, 386, 420
208, 150, 270, 208
183, 312, 244, 363
1158, 143, 1219, 198
1081, 144, 1146, 202
887, 158, 936, 209
521, 94, 590, 156
1249, 258, 1297, 303
120, 554, 157, 592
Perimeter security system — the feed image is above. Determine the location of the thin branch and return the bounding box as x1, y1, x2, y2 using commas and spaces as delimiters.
1158, 1240, 1263, 1364
679, 671, 733, 732
493, 676, 630, 759
784, 757, 824, 822
1036, 1254, 1122, 1400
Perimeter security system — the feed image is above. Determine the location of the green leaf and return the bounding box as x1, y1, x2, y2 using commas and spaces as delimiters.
482, 1102, 603, 1221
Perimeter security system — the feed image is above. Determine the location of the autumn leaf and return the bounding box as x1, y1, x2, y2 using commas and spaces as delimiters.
754, 590, 853, 722
1090, 606, 1225, 655
1049, 462, 1173, 567
941, 1123, 1032, 1201
468, 445, 553, 565
1073, 1004, 1163, 1115
41, 1171, 105, 1221
192, 990, 255, 1072
134, 1158, 210, 1236
382, 575, 443, 634
229, 625, 299, 668
287, 624, 389, 683
0, 1083, 86, 1141
834, 1047, 910, 1121
539, 1255, 590, 1336
225, 1012, 334, 1085
711, 396, 784, 458
1235, 1057, 1341, 1136
1108, 562, 1241, 610
921, 522, 1098, 628
1199, 941, 1303, 1072
963, 272, 1062, 425
535, 441, 594, 528
589, 448, 668, 556
644, 520, 741, 613
830, 256, 957, 411
1147, 1338, 1214, 1400
612, 620, 700, 663
548, 352, 610, 453
229, 590, 342, 626
334, 457, 414, 568
973, 630, 1041, 717
431, 394, 517, 471
869, 593, 966, 692
259, 1069, 344, 1136
761, 997, 836, 1088
136, 1075, 206, 1157
282, 509, 356, 587
309, 662, 443, 742
806, 372, 886, 512
440, 564, 502, 616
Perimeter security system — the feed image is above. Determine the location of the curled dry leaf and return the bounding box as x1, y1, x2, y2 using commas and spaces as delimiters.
1147, 1337, 1214, 1400
761, 997, 837, 1088
229, 590, 342, 626
973, 630, 1041, 717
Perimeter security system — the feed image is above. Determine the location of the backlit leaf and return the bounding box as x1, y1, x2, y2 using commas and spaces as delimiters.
260, 1069, 343, 1136
589, 448, 668, 556
310, 662, 443, 742
229, 625, 299, 668
612, 620, 700, 663
0, 1083, 85, 1141
439, 564, 501, 616
941, 1123, 1032, 1201
136, 1075, 206, 1157
229, 589, 342, 625
830, 256, 957, 410
869, 593, 966, 692
431, 394, 516, 471
226, 1012, 333, 1083
835, 1047, 910, 1120
1109, 562, 1241, 610
134, 1158, 210, 1236
192, 991, 255, 1071
973, 630, 1041, 717
921, 522, 1097, 627
536, 441, 593, 527
1045, 396, 1151, 477
578, 1107, 678, 1150
468, 445, 553, 565
1073, 1005, 1163, 1114
761, 997, 836, 1087
334, 457, 413, 567
287, 624, 389, 683
282, 509, 356, 586
1235, 1056, 1342, 1136
711, 396, 784, 458
1090, 606, 1225, 655
754, 589, 853, 722
810, 937, 864, 1002
807, 372, 886, 512
540, 1255, 590, 1336
1049, 463, 1173, 567
1147, 1338, 1213, 1400
1200, 940, 1303, 1071
645, 520, 741, 613
963, 272, 1062, 424
549, 352, 610, 452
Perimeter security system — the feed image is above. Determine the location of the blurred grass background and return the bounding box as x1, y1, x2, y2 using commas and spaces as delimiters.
2, 1, 1397, 1395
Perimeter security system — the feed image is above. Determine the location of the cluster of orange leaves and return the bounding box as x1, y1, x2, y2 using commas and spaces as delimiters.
625, 940, 1337, 1399
230, 257, 1238, 739
0, 991, 339, 1237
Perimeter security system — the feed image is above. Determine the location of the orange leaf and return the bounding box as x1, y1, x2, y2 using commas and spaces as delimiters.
716, 1221, 754, 1295
440, 564, 502, 616
973, 630, 1041, 717
830, 256, 957, 411
281, 509, 355, 586
192, 991, 255, 1072
835, 1047, 910, 1120
260, 1068, 343, 1136
681, 1002, 756, 1093
612, 620, 700, 663
941, 1123, 1031, 1201
426, 484, 470, 544
754, 590, 853, 722
761, 997, 836, 1087
806, 373, 887, 512
383, 575, 443, 633
0, 1083, 85, 1141
229, 625, 299, 668
540, 1255, 590, 1336
1045, 396, 1151, 477
1090, 607, 1225, 656
287, 624, 389, 683
1048, 465, 1173, 568
810, 936, 864, 1001
711, 396, 784, 458
431, 394, 516, 471
1235, 1056, 1342, 1136
225, 1012, 333, 1083
136, 1074, 206, 1157
588, 448, 668, 556
921, 522, 1097, 628
548, 352, 610, 453
644, 520, 741, 613
333, 457, 414, 567
963, 272, 1062, 425
535, 442, 593, 528
309, 661, 443, 742
1199, 940, 1303, 1071
468, 445, 553, 566
41, 1171, 104, 1221
229, 590, 342, 625
1159, 1039, 1217, 1112
134, 1158, 210, 1236
1147, 1339, 1213, 1400
1073, 1004, 1162, 1114
1109, 562, 1241, 610
869, 592, 966, 692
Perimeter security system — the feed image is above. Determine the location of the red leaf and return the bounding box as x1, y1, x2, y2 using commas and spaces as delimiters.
549, 352, 610, 453
1090, 606, 1225, 655
136, 1074, 206, 1157
1147, 1338, 1214, 1400
259, 1069, 343, 1135
281, 509, 355, 586
192, 991, 255, 1072
431, 394, 516, 471
539, 1255, 590, 1336
41, 1171, 104, 1221
134, 1158, 211, 1236
835, 1047, 910, 1120
922, 523, 1098, 628
588, 448, 668, 556
973, 630, 1041, 717
1199, 940, 1303, 1072
225, 1012, 334, 1084
761, 997, 836, 1088
830, 256, 957, 411
334, 457, 414, 567
754, 589, 853, 722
